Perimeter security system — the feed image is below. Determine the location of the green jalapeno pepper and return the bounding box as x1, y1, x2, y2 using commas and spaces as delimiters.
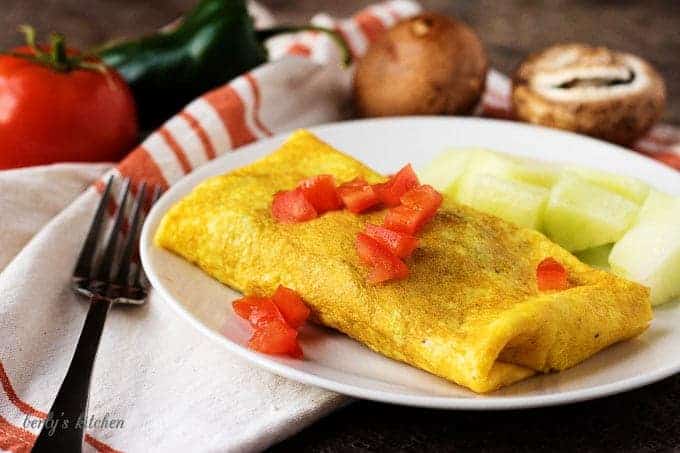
98, 0, 349, 130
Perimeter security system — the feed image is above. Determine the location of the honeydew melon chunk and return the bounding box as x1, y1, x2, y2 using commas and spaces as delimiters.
454, 173, 549, 229
431, 148, 513, 198
609, 222, 680, 305
565, 166, 650, 204
609, 189, 680, 305
417, 149, 472, 192
543, 174, 639, 251
461, 150, 523, 185
465, 149, 560, 188
444, 149, 520, 196
508, 157, 561, 188
637, 189, 680, 224
464, 149, 517, 176
575, 244, 613, 270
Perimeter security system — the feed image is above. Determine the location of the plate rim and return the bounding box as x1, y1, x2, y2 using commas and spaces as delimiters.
140, 116, 680, 410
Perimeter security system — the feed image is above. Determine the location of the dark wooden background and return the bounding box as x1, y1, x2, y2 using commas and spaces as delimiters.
3, 1, 679, 451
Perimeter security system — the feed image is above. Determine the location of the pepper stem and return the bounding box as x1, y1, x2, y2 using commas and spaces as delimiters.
256, 25, 352, 66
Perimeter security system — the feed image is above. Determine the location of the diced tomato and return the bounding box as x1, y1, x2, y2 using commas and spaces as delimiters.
373, 164, 419, 207
536, 257, 569, 291
232, 297, 283, 329
400, 184, 443, 214
337, 177, 380, 213
272, 285, 310, 329
247, 318, 302, 358
383, 205, 428, 235
287, 340, 304, 359
364, 223, 419, 258
356, 233, 409, 283
298, 174, 343, 213
383, 185, 443, 234
272, 188, 317, 223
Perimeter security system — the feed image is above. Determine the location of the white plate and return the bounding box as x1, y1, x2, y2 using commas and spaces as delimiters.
140, 117, 680, 409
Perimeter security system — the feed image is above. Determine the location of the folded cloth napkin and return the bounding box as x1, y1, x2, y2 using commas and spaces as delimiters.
1, 1, 679, 452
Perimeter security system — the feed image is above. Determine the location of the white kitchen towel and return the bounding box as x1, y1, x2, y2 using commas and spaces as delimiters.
2, 1, 680, 452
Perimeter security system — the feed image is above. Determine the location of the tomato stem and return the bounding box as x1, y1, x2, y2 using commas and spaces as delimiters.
19, 25, 39, 53
49, 33, 69, 71
4, 25, 106, 74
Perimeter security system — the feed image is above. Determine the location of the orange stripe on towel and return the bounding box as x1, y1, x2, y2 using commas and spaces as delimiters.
0, 362, 46, 419
203, 85, 257, 148
0, 416, 34, 453
245, 73, 273, 137
287, 42, 312, 58
117, 147, 169, 190
355, 10, 387, 43
159, 127, 193, 174
1, 362, 122, 453
85, 434, 124, 453
179, 111, 217, 160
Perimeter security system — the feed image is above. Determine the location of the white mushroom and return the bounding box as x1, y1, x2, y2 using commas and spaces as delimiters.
512, 44, 666, 145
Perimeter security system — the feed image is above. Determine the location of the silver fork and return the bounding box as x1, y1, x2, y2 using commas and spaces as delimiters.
32, 176, 161, 452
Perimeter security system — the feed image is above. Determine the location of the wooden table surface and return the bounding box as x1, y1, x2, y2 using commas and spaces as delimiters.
3, 1, 679, 451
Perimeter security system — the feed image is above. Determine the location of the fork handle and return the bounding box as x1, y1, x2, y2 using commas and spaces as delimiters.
33, 296, 112, 453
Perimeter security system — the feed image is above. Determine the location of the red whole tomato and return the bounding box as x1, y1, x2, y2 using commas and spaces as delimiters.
0, 41, 138, 169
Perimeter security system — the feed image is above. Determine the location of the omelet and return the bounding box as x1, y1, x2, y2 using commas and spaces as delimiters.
155, 130, 652, 393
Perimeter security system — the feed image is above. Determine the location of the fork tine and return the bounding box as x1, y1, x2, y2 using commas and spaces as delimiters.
94, 178, 131, 281
74, 176, 114, 279
150, 184, 163, 205
148, 184, 162, 214
131, 184, 163, 288
114, 182, 147, 285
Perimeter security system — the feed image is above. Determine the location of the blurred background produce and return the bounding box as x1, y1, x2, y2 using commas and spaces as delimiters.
3, 0, 677, 124
0, 0, 676, 168
0, 0, 346, 168
354, 13, 487, 117
98, 0, 268, 131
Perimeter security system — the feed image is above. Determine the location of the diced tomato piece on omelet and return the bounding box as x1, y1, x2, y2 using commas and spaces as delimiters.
337, 177, 380, 213
384, 205, 429, 235
272, 285, 310, 329
373, 164, 419, 207
247, 318, 302, 358
384, 185, 443, 234
272, 188, 317, 223
298, 174, 343, 213
536, 257, 569, 291
364, 223, 419, 258
400, 184, 443, 214
356, 233, 409, 284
